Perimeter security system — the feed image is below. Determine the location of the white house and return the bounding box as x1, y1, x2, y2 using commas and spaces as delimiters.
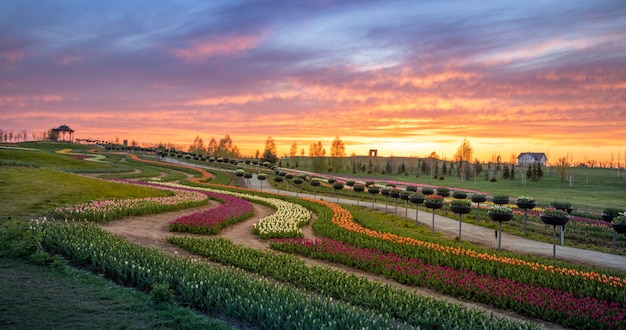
517, 152, 547, 167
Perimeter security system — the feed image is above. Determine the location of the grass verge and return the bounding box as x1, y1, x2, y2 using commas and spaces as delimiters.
0, 256, 231, 330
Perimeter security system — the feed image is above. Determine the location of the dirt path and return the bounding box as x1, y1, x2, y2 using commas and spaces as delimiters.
100, 198, 564, 330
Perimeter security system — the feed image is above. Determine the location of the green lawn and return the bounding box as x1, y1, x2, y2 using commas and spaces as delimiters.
0, 257, 231, 330
0, 146, 172, 222
289, 162, 626, 215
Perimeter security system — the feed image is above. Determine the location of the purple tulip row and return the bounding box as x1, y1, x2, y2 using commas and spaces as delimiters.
271, 237, 625, 328
170, 191, 253, 234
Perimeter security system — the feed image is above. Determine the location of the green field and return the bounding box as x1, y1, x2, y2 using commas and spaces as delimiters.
0, 145, 171, 221
284, 158, 626, 216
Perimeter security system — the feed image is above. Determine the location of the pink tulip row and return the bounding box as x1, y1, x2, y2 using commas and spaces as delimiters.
271, 237, 625, 329
53, 188, 207, 221
169, 191, 253, 234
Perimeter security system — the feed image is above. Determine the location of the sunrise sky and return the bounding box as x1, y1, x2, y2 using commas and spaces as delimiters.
1, 1, 625, 164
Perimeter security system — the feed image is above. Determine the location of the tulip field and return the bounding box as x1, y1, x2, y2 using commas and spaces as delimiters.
3, 145, 626, 329
167, 236, 538, 330
37, 179, 626, 329
38, 222, 412, 330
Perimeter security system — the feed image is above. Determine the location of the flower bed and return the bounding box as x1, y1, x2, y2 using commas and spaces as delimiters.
271, 237, 625, 329
156, 182, 310, 238
167, 235, 539, 330
307, 199, 626, 290
51, 184, 208, 222
301, 199, 626, 328
38, 222, 409, 330
252, 199, 310, 238
169, 191, 253, 234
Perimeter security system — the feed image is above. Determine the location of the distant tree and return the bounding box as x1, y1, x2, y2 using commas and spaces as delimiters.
454, 138, 474, 181
262, 136, 278, 164
555, 157, 570, 182
527, 162, 543, 181
502, 165, 510, 179
399, 162, 406, 175
188, 135, 205, 155
535, 162, 543, 179
47, 129, 59, 141
510, 164, 515, 180
289, 142, 298, 157
309, 141, 326, 173
474, 159, 483, 175
215, 134, 240, 158
206, 138, 218, 156
330, 136, 346, 173
289, 141, 299, 168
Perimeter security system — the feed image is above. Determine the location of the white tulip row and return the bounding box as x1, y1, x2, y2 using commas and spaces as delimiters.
252, 199, 311, 238
155, 182, 311, 238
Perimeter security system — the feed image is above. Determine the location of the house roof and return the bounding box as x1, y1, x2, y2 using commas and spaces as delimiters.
54, 124, 74, 132
517, 152, 546, 161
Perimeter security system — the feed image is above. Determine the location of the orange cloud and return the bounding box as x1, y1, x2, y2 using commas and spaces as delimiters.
169, 33, 266, 63
182, 90, 301, 107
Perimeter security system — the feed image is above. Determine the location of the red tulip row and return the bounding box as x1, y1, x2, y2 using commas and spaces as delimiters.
271, 237, 625, 329
170, 191, 253, 234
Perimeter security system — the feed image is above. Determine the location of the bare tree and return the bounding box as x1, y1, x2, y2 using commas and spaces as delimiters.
555, 157, 571, 182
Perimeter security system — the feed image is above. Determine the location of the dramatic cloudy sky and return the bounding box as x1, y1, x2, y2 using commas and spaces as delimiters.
1, 0, 625, 162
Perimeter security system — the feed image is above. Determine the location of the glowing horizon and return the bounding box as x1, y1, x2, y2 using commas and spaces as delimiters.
1, 1, 625, 165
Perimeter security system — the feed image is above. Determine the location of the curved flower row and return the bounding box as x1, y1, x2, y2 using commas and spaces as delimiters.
38, 222, 408, 329
308, 198, 626, 288
170, 191, 253, 234
271, 237, 625, 329
123, 153, 213, 183
252, 198, 311, 238
52, 185, 207, 222
155, 182, 311, 238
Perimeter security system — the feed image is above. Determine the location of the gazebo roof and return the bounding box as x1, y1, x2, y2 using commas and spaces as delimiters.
54, 124, 74, 132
